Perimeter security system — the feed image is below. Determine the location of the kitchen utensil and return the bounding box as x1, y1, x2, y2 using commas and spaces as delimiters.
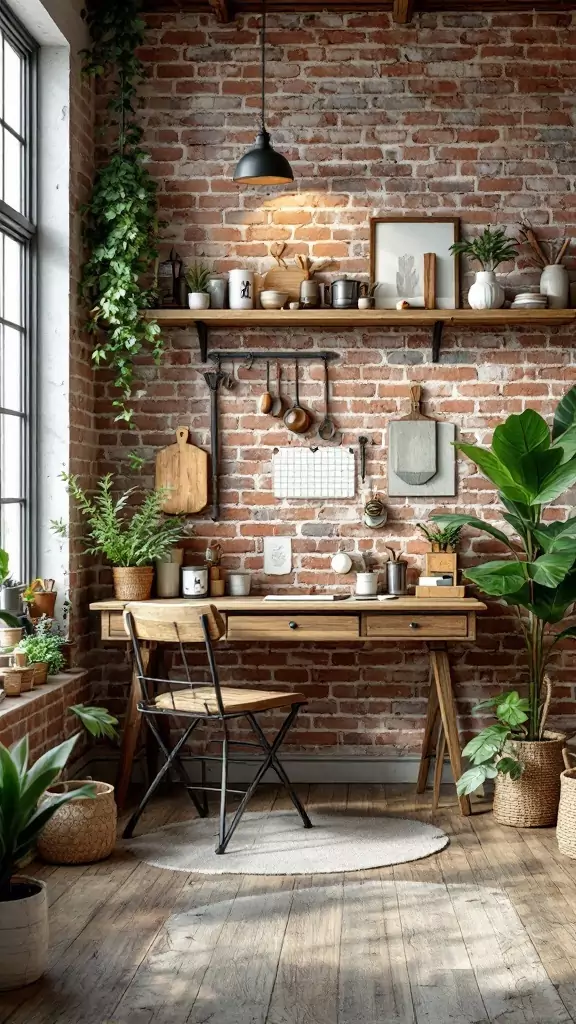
388, 384, 437, 487
229, 268, 254, 309
203, 371, 226, 520
260, 290, 289, 310
356, 572, 378, 597
262, 266, 307, 303
328, 278, 360, 309
260, 362, 273, 414
182, 566, 209, 598
283, 360, 311, 434
227, 572, 252, 597
358, 436, 368, 482
270, 363, 284, 417
300, 279, 320, 308
386, 559, 408, 596
155, 426, 209, 515
331, 548, 353, 574
317, 358, 339, 442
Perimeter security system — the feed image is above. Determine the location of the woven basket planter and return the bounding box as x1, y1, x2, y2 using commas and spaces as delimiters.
493, 731, 566, 828
32, 661, 48, 685
0, 877, 48, 990
37, 780, 117, 864
113, 566, 154, 601
557, 751, 576, 858
3, 666, 34, 695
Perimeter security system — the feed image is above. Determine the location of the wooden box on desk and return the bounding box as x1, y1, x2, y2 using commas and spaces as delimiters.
425, 552, 458, 577
415, 584, 466, 598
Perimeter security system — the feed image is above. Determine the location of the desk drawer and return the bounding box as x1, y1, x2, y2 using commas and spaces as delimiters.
364, 613, 469, 640
227, 614, 359, 642
103, 611, 129, 640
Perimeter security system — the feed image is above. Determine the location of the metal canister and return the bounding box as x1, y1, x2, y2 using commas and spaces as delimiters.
207, 276, 228, 309
182, 566, 209, 598
386, 560, 408, 596
300, 279, 320, 309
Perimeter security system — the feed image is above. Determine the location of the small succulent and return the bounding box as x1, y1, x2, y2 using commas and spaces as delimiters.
451, 228, 518, 272
417, 521, 463, 551
186, 262, 211, 294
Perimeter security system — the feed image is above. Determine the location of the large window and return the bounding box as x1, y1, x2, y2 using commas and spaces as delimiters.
0, 3, 36, 583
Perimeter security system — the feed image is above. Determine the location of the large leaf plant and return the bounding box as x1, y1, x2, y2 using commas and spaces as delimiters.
432, 385, 576, 796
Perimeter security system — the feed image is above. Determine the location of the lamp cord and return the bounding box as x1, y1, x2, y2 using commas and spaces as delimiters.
260, 0, 266, 133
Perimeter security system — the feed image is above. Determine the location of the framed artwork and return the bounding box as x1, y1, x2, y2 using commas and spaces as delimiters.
369, 216, 460, 309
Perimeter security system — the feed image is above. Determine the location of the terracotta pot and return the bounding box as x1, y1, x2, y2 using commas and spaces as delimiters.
28, 592, 56, 620
0, 877, 48, 990
493, 731, 566, 828
38, 781, 117, 864
112, 566, 154, 601
32, 661, 48, 685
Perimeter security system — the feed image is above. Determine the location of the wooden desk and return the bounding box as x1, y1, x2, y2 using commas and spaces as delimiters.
90, 595, 485, 814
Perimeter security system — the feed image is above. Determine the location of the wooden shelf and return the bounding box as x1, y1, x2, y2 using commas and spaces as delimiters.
144, 307, 576, 362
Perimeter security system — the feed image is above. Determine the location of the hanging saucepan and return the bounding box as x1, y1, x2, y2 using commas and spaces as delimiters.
283, 359, 311, 434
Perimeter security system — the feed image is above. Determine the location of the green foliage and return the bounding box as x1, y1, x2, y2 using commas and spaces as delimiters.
456, 693, 529, 796
0, 550, 8, 585
69, 704, 119, 741
186, 262, 211, 294
451, 227, 519, 272
0, 611, 20, 629
81, 0, 161, 426
416, 521, 463, 550
63, 473, 184, 567
15, 617, 66, 674
0, 734, 95, 898
433, 388, 576, 788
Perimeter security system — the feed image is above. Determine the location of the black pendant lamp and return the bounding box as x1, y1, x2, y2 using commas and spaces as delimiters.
233, 0, 294, 186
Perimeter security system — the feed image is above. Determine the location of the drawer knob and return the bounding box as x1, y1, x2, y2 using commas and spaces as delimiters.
289, 620, 298, 630
409, 621, 420, 629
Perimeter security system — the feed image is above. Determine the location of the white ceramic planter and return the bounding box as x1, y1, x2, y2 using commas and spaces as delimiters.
540, 264, 569, 309
187, 292, 210, 310
0, 877, 48, 990
468, 270, 505, 310
229, 268, 255, 309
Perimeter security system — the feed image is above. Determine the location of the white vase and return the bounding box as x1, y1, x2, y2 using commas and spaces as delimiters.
540, 264, 569, 309
468, 270, 505, 310
228, 268, 255, 309
187, 292, 210, 310
0, 877, 48, 990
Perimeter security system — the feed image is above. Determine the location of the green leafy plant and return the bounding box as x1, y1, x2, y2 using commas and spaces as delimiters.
69, 704, 118, 741
81, 0, 161, 426
0, 611, 20, 629
417, 521, 463, 551
451, 228, 519, 272
15, 617, 66, 674
186, 262, 211, 294
432, 386, 576, 794
63, 473, 184, 567
0, 549, 8, 585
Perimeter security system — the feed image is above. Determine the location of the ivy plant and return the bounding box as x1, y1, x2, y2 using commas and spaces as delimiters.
81, 0, 161, 425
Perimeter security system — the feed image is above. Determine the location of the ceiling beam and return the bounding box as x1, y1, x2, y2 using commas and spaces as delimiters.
393, 0, 414, 21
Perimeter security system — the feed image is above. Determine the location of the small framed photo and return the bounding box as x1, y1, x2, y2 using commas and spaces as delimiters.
369, 216, 460, 309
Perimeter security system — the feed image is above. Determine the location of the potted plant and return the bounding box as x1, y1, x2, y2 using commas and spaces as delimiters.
37, 704, 119, 866
417, 521, 463, 553
519, 222, 572, 309
23, 578, 57, 620
63, 473, 185, 600
186, 261, 211, 310
0, 550, 24, 615
432, 384, 576, 826
14, 616, 66, 685
451, 227, 518, 310
0, 606, 23, 651
0, 733, 95, 990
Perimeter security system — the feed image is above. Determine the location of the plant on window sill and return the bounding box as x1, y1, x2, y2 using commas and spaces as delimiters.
81, 0, 161, 427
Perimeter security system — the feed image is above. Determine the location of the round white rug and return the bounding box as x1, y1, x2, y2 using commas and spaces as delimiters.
123, 811, 449, 875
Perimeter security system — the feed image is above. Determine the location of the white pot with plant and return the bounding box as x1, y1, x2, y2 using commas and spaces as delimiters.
518, 223, 571, 309
186, 262, 211, 310
433, 383, 576, 827
59, 474, 184, 601
451, 227, 518, 310
14, 616, 66, 686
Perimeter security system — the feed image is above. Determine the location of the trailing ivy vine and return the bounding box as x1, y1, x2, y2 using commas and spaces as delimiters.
81, 0, 161, 425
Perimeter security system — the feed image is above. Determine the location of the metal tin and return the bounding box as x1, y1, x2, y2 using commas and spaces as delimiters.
386, 560, 408, 596
207, 276, 228, 309
182, 566, 209, 598
227, 572, 252, 597
329, 278, 360, 309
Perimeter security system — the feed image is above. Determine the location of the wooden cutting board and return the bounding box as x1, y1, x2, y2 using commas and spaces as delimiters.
262, 266, 307, 303
155, 427, 208, 514
388, 384, 437, 486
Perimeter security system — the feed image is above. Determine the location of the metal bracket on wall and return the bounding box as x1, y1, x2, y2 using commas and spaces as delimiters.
195, 321, 209, 362
431, 321, 444, 364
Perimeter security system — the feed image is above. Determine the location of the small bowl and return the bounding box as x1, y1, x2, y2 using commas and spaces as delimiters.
260, 290, 289, 310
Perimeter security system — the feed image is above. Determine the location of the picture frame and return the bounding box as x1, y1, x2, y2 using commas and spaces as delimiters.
369, 216, 460, 310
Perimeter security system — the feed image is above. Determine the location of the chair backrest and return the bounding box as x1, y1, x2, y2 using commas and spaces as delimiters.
124, 602, 225, 644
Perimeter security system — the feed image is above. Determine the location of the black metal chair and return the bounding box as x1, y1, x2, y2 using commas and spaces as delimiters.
122, 601, 312, 853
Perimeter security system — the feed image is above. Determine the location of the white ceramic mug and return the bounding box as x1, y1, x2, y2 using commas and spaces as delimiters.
229, 269, 255, 310
355, 572, 378, 597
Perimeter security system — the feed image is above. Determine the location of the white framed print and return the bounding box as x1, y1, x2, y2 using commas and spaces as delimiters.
370, 216, 460, 309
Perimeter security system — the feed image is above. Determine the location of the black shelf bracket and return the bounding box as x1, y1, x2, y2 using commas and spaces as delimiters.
432, 320, 444, 363
195, 321, 209, 362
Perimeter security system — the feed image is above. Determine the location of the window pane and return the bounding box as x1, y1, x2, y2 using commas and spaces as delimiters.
4, 41, 21, 135
0, 501, 23, 583
3, 129, 22, 212
0, 412, 23, 498
1, 325, 23, 411
3, 234, 23, 326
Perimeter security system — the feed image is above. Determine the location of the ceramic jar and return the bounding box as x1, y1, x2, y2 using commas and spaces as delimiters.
229, 269, 254, 310
468, 271, 505, 310
0, 878, 48, 990
206, 276, 228, 309
187, 292, 210, 311
540, 265, 569, 309
355, 572, 378, 597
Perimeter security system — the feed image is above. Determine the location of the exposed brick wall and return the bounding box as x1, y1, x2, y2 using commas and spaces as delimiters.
0, 673, 91, 764
91, 9, 576, 759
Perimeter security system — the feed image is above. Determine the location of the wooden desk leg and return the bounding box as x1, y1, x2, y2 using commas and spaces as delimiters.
433, 728, 446, 811
416, 669, 439, 794
429, 643, 471, 816
116, 645, 151, 813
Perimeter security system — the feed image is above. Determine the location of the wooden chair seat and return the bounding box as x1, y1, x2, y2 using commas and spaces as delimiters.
154, 686, 307, 716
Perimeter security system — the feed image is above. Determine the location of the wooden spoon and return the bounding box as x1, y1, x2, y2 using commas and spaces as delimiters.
259, 361, 273, 414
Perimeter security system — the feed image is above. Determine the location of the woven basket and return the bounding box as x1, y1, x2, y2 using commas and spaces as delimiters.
113, 566, 154, 601
32, 661, 48, 685
37, 781, 117, 864
493, 731, 566, 828
3, 666, 34, 695
557, 750, 576, 858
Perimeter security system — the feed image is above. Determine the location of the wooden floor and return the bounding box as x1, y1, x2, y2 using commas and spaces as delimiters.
2, 783, 576, 1023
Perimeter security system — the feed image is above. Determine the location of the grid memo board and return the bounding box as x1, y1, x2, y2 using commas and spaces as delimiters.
273, 447, 355, 499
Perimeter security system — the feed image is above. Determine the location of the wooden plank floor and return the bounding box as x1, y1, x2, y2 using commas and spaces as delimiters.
2, 784, 576, 1023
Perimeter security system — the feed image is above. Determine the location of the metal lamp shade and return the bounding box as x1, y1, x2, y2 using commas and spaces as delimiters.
233, 130, 294, 186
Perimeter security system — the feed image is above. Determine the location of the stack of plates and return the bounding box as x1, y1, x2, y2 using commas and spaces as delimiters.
511, 292, 548, 310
